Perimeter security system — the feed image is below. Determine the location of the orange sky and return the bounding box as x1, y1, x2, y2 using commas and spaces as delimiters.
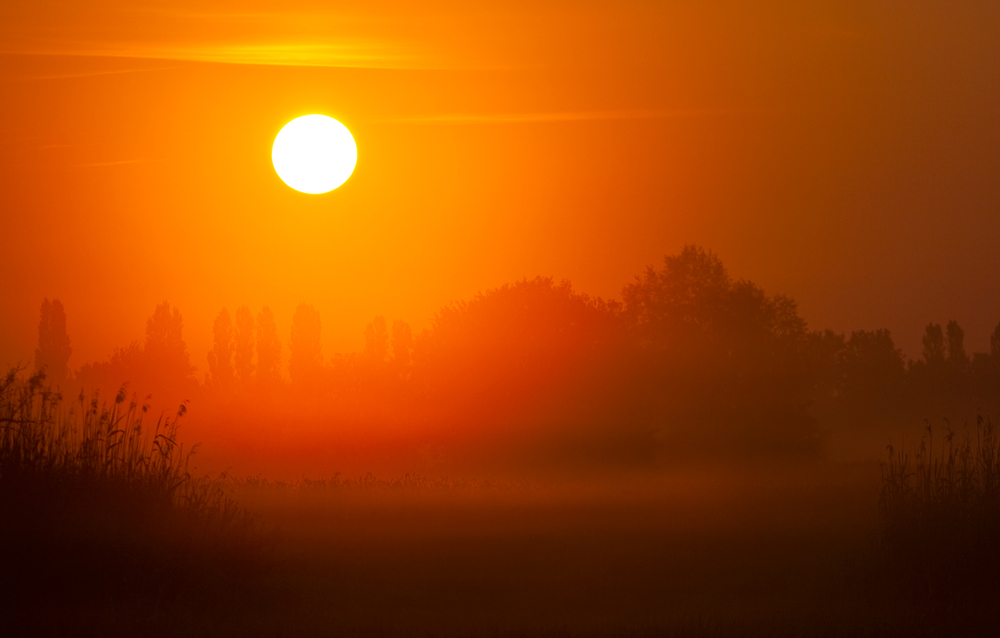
2, 1, 1000, 374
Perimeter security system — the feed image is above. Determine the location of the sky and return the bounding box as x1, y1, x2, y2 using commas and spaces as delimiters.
2, 0, 1000, 375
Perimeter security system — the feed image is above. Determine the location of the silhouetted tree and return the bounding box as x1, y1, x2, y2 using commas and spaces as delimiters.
946, 319, 970, 370
289, 304, 323, 385
921, 323, 946, 368
144, 302, 195, 385
256, 306, 282, 385
973, 320, 1000, 400
622, 245, 730, 342
621, 245, 817, 455
233, 306, 255, 387
207, 308, 235, 391
109, 342, 143, 376
414, 276, 631, 464
364, 316, 390, 364
34, 298, 71, 386
72, 304, 194, 400
391, 320, 413, 375
840, 329, 905, 401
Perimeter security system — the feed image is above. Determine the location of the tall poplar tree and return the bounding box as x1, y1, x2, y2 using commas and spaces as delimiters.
34, 298, 72, 386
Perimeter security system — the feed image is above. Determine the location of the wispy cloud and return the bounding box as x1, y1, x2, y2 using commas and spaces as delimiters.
382, 108, 775, 124
6, 66, 179, 82
0, 2, 434, 69
5, 41, 428, 69
73, 158, 159, 167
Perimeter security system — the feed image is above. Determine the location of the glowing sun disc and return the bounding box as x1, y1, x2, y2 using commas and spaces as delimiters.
272, 114, 357, 194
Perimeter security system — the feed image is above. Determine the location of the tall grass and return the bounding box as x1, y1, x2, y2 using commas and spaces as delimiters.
0, 366, 256, 529
0, 366, 269, 616
878, 416, 1000, 600
1, 366, 185, 492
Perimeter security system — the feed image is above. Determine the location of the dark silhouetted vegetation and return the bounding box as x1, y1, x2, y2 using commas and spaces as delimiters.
73, 301, 198, 413
0, 366, 270, 632
877, 416, 1000, 603
178, 245, 1000, 473
43, 246, 1000, 476
33, 297, 72, 388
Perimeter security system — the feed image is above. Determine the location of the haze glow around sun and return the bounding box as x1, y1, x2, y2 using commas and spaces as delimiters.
272, 115, 357, 194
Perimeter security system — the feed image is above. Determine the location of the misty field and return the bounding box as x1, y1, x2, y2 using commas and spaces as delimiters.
4, 369, 1000, 637
227, 466, 880, 636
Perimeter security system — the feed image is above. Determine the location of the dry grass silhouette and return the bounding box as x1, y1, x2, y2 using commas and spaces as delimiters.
877, 416, 1000, 601
0, 366, 271, 632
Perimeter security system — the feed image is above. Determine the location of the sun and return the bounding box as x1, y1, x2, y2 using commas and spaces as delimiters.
272, 114, 357, 194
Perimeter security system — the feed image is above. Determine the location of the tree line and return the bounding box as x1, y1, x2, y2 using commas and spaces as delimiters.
29, 246, 1000, 463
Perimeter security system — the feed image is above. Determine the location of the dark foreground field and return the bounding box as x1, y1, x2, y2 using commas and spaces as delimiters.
233, 464, 885, 637
8, 460, 999, 637
5, 371, 1000, 637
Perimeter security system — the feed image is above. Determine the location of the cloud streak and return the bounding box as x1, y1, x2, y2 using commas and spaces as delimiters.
3, 41, 429, 70
73, 159, 159, 168
382, 108, 776, 124
5, 66, 180, 82
0, 1, 434, 69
